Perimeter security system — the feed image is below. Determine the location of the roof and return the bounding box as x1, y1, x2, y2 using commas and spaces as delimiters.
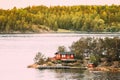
55, 52, 74, 55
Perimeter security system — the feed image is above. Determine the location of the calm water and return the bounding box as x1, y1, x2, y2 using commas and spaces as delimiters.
0, 33, 120, 80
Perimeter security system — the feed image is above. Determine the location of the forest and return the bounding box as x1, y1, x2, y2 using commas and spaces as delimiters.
0, 5, 120, 33
70, 37, 120, 66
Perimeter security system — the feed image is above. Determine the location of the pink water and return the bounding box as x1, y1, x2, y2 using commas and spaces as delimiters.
0, 33, 80, 80
0, 33, 119, 80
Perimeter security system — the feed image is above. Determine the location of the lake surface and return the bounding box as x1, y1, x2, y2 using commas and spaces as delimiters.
0, 33, 120, 80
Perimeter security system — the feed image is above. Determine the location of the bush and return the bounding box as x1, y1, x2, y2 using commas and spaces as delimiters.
34, 52, 45, 65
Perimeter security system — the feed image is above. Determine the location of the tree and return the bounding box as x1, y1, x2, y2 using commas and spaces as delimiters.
57, 46, 66, 52
53, 21, 58, 31
0, 5, 120, 33
70, 38, 91, 59
34, 52, 45, 65
70, 37, 120, 63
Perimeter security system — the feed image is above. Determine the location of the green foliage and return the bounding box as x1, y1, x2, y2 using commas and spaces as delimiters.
70, 38, 92, 59
57, 46, 66, 52
70, 37, 120, 62
0, 5, 120, 33
34, 52, 45, 65
90, 54, 100, 65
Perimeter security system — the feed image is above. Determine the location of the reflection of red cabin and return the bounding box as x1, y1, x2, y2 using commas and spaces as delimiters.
55, 52, 74, 60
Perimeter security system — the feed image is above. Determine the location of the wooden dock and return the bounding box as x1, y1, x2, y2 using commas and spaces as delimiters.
38, 66, 87, 70
38, 66, 70, 69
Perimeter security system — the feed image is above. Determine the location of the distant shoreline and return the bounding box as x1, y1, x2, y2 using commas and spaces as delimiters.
1, 31, 120, 34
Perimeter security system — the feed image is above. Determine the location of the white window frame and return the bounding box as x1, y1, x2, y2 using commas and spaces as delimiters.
62, 54, 66, 58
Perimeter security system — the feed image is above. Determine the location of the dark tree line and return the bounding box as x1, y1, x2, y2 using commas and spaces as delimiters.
0, 5, 120, 33
70, 37, 120, 65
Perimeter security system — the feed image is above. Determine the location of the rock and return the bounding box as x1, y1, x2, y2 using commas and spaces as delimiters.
89, 67, 120, 72
46, 62, 55, 66
98, 61, 111, 67
100, 58, 108, 62
111, 61, 120, 68
97, 67, 109, 71
27, 63, 40, 68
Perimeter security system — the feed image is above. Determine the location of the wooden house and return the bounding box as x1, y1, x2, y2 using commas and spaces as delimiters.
55, 52, 75, 61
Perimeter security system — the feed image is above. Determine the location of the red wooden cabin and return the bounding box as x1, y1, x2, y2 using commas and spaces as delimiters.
55, 52, 74, 60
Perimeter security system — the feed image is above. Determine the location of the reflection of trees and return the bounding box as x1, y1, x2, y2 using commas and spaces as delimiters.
54, 69, 84, 80
54, 69, 84, 74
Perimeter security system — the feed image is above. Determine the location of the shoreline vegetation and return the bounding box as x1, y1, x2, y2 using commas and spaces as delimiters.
28, 63, 120, 72
28, 37, 120, 72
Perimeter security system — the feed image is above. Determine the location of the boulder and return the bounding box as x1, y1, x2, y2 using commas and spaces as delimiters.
27, 63, 40, 68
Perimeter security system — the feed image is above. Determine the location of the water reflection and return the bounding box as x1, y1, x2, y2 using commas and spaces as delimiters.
36, 69, 120, 80
37, 69, 84, 80
54, 69, 84, 80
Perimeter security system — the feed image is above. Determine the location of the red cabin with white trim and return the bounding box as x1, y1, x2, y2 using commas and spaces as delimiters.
55, 52, 74, 60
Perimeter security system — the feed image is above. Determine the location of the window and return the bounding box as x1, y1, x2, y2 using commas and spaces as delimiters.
71, 54, 74, 58
62, 55, 66, 58
56, 54, 60, 58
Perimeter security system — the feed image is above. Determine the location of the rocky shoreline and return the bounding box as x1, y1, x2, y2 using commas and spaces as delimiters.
88, 67, 120, 72
27, 63, 120, 73
27, 63, 87, 70
27, 63, 40, 69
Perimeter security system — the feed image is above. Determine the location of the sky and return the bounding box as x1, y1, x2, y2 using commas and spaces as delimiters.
0, 0, 120, 9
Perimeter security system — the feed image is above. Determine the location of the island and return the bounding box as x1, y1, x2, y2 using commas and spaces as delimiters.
28, 37, 120, 72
